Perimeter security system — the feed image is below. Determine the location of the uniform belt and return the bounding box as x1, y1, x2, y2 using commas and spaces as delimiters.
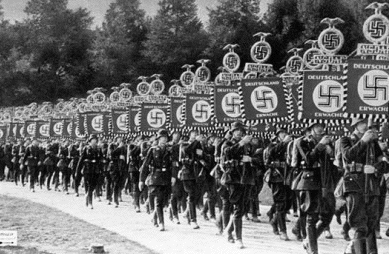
301, 162, 320, 169
119, 155, 126, 160
347, 163, 363, 173
272, 161, 286, 168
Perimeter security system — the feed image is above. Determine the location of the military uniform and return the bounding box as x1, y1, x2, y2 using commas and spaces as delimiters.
12, 142, 21, 185
170, 139, 186, 222
221, 121, 260, 248
140, 130, 172, 230
24, 142, 42, 192
68, 143, 81, 195
340, 132, 388, 254
77, 136, 103, 209
128, 142, 142, 211
58, 143, 70, 194
295, 130, 336, 254
265, 136, 292, 240
109, 143, 127, 207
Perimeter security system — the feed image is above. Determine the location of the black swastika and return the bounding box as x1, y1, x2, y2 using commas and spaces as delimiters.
255, 90, 274, 109
92, 118, 103, 129
226, 56, 238, 69
322, 33, 340, 50
318, 85, 341, 108
289, 59, 302, 72
368, 19, 386, 38
194, 104, 209, 120
150, 111, 164, 126
254, 46, 268, 60
224, 96, 241, 114
183, 73, 193, 84
363, 75, 388, 101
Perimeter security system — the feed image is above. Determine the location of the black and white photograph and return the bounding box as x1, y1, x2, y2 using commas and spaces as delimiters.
0, 0, 389, 253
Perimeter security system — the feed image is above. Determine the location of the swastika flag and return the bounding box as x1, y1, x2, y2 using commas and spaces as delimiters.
169, 98, 185, 129
213, 86, 244, 124
49, 118, 64, 138
185, 93, 213, 128
111, 108, 128, 135
240, 78, 288, 122
85, 112, 110, 135
140, 103, 169, 133
347, 59, 389, 116
302, 71, 345, 120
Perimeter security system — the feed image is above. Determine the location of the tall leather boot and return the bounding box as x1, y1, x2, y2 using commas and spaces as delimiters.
225, 217, 235, 243
157, 206, 165, 231
352, 238, 367, 254
277, 212, 289, 241
234, 218, 244, 249
366, 230, 377, 254
305, 215, 318, 254
270, 216, 279, 235
216, 213, 223, 235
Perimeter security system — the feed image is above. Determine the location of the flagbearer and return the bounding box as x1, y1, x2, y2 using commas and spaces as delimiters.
77, 134, 103, 209
222, 121, 259, 249
24, 138, 41, 192
139, 129, 172, 231
265, 127, 293, 241
340, 118, 389, 254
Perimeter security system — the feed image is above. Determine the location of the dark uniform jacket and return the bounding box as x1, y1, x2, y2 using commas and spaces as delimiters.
341, 133, 389, 195
128, 144, 141, 173
24, 145, 41, 167
77, 145, 103, 175
222, 138, 261, 186
110, 145, 127, 172
140, 145, 172, 186
265, 140, 290, 184
180, 140, 205, 181
294, 137, 326, 191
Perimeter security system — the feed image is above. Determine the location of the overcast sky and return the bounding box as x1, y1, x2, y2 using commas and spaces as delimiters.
2, 0, 271, 28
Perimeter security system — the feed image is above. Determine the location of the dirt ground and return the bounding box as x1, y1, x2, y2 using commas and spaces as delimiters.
0, 195, 156, 254
1, 181, 389, 254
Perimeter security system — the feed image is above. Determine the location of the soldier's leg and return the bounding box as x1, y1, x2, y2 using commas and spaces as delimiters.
301, 190, 320, 254
155, 186, 166, 231
183, 180, 198, 225
39, 165, 46, 188
53, 167, 60, 190
130, 172, 141, 211
230, 184, 246, 248
106, 172, 113, 203
46, 165, 53, 190
28, 166, 36, 191
346, 193, 368, 254
62, 167, 70, 193
366, 196, 379, 254
317, 192, 336, 238
21, 164, 26, 186
14, 163, 19, 185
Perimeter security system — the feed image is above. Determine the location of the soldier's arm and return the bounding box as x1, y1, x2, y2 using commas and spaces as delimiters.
300, 140, 326, 165
340, 136, 368, 163
139, 148, 153, 182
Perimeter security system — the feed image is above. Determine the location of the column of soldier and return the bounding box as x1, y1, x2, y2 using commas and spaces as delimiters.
0, 118, 389, 254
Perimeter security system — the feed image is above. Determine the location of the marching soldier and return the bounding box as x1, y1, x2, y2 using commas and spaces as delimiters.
76, 134, 103, 209
221, 121, 260, 249
69, 141, 81, 196
19, 139, 29, 187
340, 118, 389, 254
12, 140, 23, 186
24, 138, 42, 192
179, 129, 204, 229
169, 132, 186, 223
109, 137, 127, 207
294, 123, 334, 254
265, 127, 293, 241
139, 129, 172, 231
58, 140, 71, 194
128, 136, 143, 212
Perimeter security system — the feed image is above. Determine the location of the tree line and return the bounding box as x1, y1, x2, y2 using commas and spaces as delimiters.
0, 0, 385, 106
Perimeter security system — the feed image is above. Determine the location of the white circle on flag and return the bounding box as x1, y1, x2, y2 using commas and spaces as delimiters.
54, 122, 63, 135
27, 124, 35, 135
0, 129, 3, 139
117, 114, 128, 131
176, 105, 184, 124
192, 100, 211, 123
40, 124, 50, 137
147, 109, 166, 128
250, 86, 278, 113
67, 123, 72, 135
357, 70, 389, 107
222, 92, 241, 117
12, 125, 17, 136
92, 115, 104, 132
313, 80, 343, 113
20, 126, 24, 136
135, 112, 141, 126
